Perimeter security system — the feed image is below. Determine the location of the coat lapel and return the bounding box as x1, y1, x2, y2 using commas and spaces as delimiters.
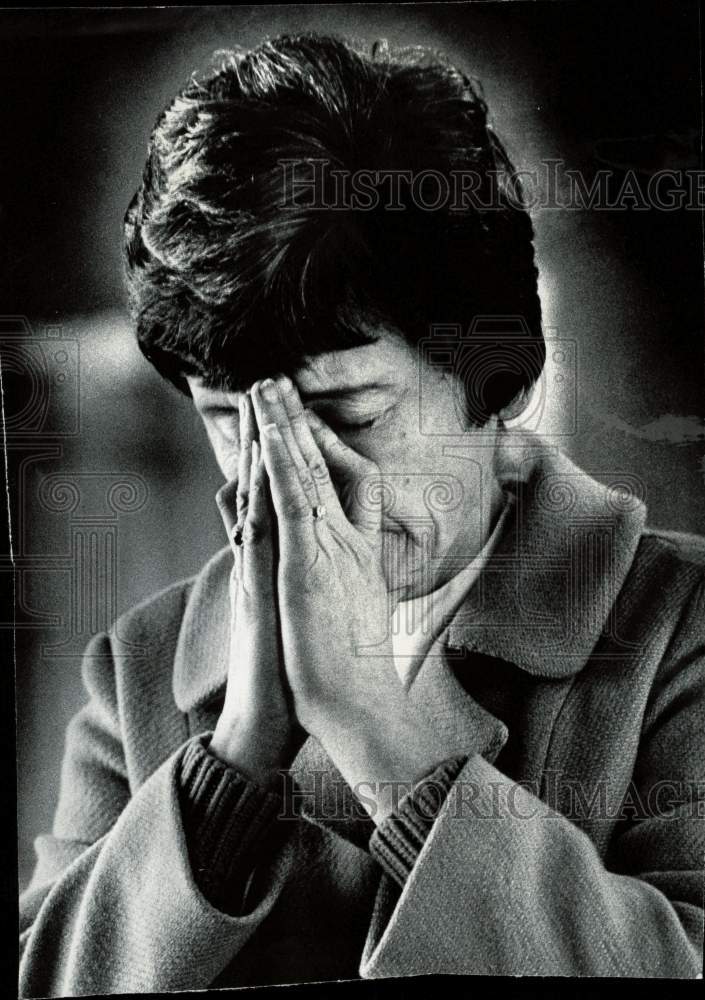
173, 547, 231, 714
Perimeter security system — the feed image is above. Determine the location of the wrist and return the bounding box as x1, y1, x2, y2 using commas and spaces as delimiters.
319, 686, 438, 767
314, 702, 446, 825
210, 715, 297, 788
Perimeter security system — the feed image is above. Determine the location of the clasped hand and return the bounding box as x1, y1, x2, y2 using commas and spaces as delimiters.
210, 375, 444, 824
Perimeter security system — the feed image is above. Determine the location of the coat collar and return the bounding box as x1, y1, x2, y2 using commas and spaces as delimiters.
173, 433, 647, 713
444, 433, 648, 677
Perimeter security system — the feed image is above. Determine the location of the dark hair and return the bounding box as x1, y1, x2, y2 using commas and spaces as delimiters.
123, 32, 544, 421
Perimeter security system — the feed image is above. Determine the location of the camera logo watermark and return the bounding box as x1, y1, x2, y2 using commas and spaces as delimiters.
418, 317, 577, 438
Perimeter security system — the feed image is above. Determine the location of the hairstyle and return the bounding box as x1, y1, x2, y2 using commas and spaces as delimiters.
123, 32, 544, 423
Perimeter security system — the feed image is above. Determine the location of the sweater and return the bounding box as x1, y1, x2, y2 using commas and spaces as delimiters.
178, 734, 467, 913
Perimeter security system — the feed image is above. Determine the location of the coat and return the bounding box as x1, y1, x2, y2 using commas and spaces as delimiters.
19, 441, 705, 995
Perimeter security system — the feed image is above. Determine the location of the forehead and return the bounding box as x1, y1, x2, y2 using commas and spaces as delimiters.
189, 327, 420, 404
294, 330, 417, 396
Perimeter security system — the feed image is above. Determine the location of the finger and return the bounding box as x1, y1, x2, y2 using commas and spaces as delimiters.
304, 409, 382, 539
216, 477, 237, 536
258, 420, 319, 559
215, 477, 241, 547
215, 476, 244, 586
236, 393, 255, 524
251, 379, 319, 512
274, 375, 345, 517
241, 440, 275, 597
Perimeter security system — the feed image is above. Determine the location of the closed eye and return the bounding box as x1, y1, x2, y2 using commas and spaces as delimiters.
310, 402, 396, 436
205, 409, 239, 440
325, 416, 377, 433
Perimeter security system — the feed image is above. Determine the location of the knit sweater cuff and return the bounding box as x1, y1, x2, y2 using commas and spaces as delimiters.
177, 734, 286, 914
369, 755, 468, 888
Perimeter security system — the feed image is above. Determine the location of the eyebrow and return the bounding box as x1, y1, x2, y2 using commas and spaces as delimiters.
196, 380, 393, 413
299, 381, 391, 403
198, 402, 238, 415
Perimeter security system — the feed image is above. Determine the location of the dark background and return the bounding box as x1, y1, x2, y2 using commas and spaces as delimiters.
3, 2, 703, 892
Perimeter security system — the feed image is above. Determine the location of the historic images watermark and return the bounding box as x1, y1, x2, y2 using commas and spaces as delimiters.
276, 769, 705, 824
278, 158, 705, 213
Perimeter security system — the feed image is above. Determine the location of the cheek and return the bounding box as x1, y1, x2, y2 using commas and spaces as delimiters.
374, 434, 480, 533
378, 443, 442, 529
353, 421, 414, 468
217, 449, 240, 483
205, 426, 240, 482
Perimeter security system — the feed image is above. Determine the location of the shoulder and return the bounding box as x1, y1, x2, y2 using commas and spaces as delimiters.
643, 528, 705, 629
520, 433, 705, 606
640, 525, 705, 569
633, 530, 705, 742
619, 527, 705, 696
627, 526, 705, 612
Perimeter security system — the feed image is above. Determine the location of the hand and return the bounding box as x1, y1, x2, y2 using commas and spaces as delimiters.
251, 375, 446, 821
210, 393, 305, 788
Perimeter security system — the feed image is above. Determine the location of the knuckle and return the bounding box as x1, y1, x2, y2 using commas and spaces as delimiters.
229, 574, 242, 612
298, 471, 316, 495
332, 439, 359, 466
309, 459, 329, 481
249, 475, 267, 503
242, 519, 267, 545
237, 582, 259, 609
284, 498, 311, 520
216, 480, 238, 510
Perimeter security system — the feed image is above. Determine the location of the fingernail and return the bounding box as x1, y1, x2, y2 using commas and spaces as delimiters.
260, 378, 278, 401
251, 439, 261, 463
276, 374, 292, 392
261, 422, 280, 438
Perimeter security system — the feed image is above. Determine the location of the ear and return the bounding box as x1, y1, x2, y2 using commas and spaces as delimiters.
496, 385, 534, 425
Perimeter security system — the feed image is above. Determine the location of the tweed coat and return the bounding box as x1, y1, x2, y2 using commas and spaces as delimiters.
19, 441, 705, 995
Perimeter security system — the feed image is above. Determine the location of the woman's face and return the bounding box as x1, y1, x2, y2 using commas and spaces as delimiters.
188, 327, 503, 600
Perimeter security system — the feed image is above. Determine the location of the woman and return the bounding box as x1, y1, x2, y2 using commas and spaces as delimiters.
19, 33, 704, 995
